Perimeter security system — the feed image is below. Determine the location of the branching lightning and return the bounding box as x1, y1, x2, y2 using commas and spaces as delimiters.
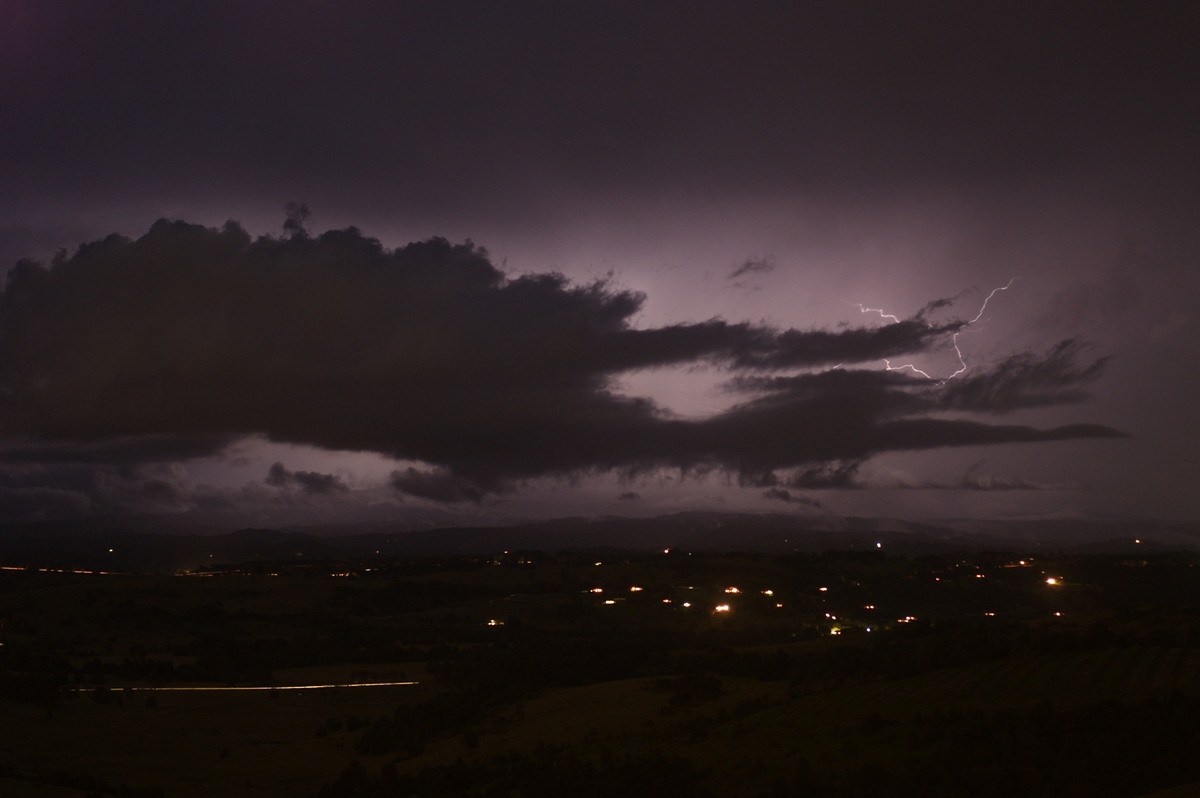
864, 278, 1016, 383
883, 358, 934, 379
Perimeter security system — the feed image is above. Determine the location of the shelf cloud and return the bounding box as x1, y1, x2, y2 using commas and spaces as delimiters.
0, 220, 1121, 506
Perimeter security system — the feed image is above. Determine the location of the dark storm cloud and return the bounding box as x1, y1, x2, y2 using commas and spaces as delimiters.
0, 461, 194, 521
0, 220, 1122, 504
389, 468, 498, 505
958, 460, 1047, 492
728, 256, 776, 281
730, 338, 1112, 418
0, 434, 238, 466
617, 491, 641, 502
264, 462, 348, 496
762, 489, 821, 508
784, 462, 864, 491
938, 340, 1109, 413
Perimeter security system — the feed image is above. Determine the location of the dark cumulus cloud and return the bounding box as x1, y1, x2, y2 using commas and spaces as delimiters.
728, 256, 776, 281
0, 220, 1122, 504
264, 462, 348, 496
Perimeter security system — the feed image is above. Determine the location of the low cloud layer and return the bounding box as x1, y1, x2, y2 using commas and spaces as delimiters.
0, 220, 1121, 509
264, 462, 348, 496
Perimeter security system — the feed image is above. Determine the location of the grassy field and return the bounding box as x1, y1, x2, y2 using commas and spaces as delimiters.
3, 551, 1198, 796
1, 680, 435, 798
3, 646, 1197, 797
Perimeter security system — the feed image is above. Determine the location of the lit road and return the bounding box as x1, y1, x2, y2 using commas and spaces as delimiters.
68, 681, 419, 692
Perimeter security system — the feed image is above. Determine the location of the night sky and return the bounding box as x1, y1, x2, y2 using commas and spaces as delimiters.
2, 1, 1197, 528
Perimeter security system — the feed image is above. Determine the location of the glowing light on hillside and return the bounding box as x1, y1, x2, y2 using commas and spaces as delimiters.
714, 604, 731, 612
724, 587, 740, 594
761, 589, 774, 596
818, 587, 828, 592
629, 586, 643, 592
1045, 577, 1059, 585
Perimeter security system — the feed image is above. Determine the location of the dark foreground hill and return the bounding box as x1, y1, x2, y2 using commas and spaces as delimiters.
0, 511, 1195, 572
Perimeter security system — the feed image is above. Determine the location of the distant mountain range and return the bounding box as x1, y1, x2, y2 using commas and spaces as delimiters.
0, 512, 1195, 572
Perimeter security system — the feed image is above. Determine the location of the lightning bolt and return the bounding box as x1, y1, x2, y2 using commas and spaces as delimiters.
862, 278, 1016, 383
967, 277, 1016, 325
883, 359, 934, 379
852, 304, 901, 324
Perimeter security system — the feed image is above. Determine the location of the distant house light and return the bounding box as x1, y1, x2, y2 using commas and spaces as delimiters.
714, 604, 731, 613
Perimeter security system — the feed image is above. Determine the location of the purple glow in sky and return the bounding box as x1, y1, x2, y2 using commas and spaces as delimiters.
1, 1, 1196, 529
